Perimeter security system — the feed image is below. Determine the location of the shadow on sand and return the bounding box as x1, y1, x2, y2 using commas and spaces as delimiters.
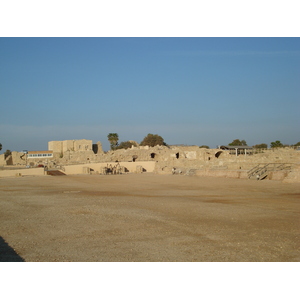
0, 236, 25, 262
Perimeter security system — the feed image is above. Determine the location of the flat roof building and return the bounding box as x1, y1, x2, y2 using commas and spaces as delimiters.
219, 145, 253, 156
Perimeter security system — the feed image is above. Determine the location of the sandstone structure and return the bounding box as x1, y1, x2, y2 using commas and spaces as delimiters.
1, 139, 299, 182
48, 139, 96, 153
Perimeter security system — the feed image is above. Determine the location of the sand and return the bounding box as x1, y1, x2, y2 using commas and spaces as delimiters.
0, 173, 299, 262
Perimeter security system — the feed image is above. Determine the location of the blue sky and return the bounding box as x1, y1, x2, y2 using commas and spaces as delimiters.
0, 37, 299, 152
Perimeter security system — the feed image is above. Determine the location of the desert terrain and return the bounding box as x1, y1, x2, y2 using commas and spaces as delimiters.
0, 173, 299, 262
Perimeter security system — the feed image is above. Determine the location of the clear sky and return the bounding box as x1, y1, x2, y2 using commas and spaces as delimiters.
0, 37, 299, 152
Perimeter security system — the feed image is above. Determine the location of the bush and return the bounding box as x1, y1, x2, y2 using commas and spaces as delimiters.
116, 141, 136, 150
253, 143, 268, 149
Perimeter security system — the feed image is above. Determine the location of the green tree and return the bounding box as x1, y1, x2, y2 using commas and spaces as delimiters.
293, 141, 300, 147
107, 133, 119, 150
0, 143, 2, 151
199, 145, 210, 149
229, 139, 247, 146
117, 141, 136, 150
270, 140, 283, 148
140, 133, 166, 147
253, 143, 268, 149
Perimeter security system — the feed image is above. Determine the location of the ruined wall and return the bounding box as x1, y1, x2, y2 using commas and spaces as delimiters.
93, 142, 104, 154
0, 167, 45, 178
154, 147, 300, 175
48, 145, 300, 176
283, 165, 300, 183
58, 150, 99, 164
62, 140, 74, 152
4, 146, 300, 169
49, 139, 93, 153
2, 141, 300, 182
214, 148, 300, 171
0, 151, 62, 168
0, 152, 28, 166
0, 152, 24, 166
27, 153, 60, 168
63, 161, 156, 175
0, 154, 5, 166
73, 139, 92, 151
48, 141, 63, 153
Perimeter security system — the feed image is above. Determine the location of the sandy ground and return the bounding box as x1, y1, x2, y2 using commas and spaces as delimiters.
0, 173, 299, 262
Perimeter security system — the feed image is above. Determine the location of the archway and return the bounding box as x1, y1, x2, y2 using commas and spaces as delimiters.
215, 151, 223, 158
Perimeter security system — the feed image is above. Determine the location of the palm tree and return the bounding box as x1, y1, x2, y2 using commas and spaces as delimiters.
107, 133, 119, 150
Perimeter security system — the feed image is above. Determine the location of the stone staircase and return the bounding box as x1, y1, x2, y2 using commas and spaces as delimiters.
47, 170, 66, 176
247, 163, 292, 180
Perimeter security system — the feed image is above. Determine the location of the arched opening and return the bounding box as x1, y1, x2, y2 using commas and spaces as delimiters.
176, 153, 179, 159
132, 155, 138, 162
92, 144, 98, 154
150, 153, 156, 159
215, 151, 223, 158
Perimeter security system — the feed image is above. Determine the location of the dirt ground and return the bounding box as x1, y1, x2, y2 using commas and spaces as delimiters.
0, 173, 299, 262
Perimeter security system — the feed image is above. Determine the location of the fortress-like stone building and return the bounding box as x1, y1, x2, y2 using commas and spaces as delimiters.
48, 139, 93, 153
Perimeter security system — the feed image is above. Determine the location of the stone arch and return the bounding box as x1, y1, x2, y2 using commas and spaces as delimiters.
215, 151, 223, 158
92, 144, 98, 154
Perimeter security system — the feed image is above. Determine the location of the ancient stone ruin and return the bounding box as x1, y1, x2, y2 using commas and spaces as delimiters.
1, 139, 299, 182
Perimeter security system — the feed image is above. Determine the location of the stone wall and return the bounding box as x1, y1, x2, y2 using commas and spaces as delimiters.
48, 139, 93, 153
3, 146, 300, 170
0, 151, 27, 166
73, 139, 92, 151
63, 161, 156, 175
283, 165, 300, 183
48, 141, 63, 153
0, 154, 5, 166
1, 141, 299, 182
0, 167, 45, 177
